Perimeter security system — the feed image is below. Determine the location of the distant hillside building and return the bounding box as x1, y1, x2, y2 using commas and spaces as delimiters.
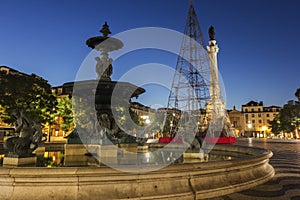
52, 82, 74, 97
287, 100, 300, 106
0, 66, 27, 76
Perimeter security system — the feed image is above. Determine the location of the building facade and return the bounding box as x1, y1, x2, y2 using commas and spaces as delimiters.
227, 106, 245, 137
50, 83, 74, 141
228, 101, 281, 138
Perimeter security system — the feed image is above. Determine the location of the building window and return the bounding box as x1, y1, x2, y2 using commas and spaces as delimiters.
251, 108, 254, 112
258, 113, 261, 117
252, 114, 255, 117
259, 120, 262, 124
258, 108, 261, 112
252, 120, 255, 124
266, 114, 270, 117
245, 108, 248, 112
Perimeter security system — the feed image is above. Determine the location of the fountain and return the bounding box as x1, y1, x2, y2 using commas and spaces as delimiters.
0, 22, 274, 200
63, 22, 145, 166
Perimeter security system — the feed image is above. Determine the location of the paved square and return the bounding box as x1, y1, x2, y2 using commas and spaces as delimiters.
209, 138, 300, 200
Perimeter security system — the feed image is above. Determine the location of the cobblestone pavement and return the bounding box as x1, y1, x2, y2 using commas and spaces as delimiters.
208, 138, 300, 200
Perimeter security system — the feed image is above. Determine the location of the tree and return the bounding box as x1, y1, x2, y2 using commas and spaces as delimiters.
0, 70, 57, 126
295, 87, 300, 101
55, 97, 75, 134
270, 114, 281, 135
271, 88, 300, 136
278, 104, 299, 133
0, 105, 10, 126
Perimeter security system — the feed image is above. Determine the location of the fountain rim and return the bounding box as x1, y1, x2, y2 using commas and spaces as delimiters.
0, 144, 274, 199
0, 144, 272, 171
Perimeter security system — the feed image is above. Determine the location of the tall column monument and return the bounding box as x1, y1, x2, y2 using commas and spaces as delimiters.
206, 26, 225, 119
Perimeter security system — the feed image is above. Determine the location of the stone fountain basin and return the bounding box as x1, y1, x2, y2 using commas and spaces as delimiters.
0, 144, 274, 200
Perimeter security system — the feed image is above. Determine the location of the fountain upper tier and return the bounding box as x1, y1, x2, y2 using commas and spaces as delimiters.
86, 22, 123, 52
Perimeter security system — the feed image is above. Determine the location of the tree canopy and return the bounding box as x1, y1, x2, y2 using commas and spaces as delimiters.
55, 97, 75, 133
271, 88, 300, 135
0, 70, 57, 125
295, 87, 300, 101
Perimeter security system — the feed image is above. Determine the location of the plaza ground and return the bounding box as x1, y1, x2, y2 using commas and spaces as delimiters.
209, 138, 300, 200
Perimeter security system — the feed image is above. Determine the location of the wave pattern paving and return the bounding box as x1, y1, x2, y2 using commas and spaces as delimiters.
208, 139, 300, 200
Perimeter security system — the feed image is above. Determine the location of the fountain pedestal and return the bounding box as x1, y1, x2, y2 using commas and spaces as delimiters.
64, 144, 118, 166
64, 144, 88, 156
3, 156, 36, 166
95, 144, 118, 165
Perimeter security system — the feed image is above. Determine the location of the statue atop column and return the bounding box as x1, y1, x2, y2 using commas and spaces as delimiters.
208, 25, 215, 41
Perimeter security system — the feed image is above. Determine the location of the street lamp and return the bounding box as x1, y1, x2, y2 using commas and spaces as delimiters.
247, 122, 253, 137
247, 123, 252, 129
169, 113, 176, 135
170, 121, 173, 132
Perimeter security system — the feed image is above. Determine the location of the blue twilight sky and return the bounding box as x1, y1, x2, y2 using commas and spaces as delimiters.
0, 0, 299, 110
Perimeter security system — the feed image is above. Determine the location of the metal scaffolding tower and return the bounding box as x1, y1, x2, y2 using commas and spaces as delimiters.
167, 3, 210, 116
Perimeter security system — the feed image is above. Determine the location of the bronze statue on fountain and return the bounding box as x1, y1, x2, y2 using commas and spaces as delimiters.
4, 109, 44, 157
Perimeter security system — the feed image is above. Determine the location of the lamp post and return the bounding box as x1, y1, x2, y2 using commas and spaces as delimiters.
170, 122, 173, 132
169, 113, 176, 137
247, 122, 253, 137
